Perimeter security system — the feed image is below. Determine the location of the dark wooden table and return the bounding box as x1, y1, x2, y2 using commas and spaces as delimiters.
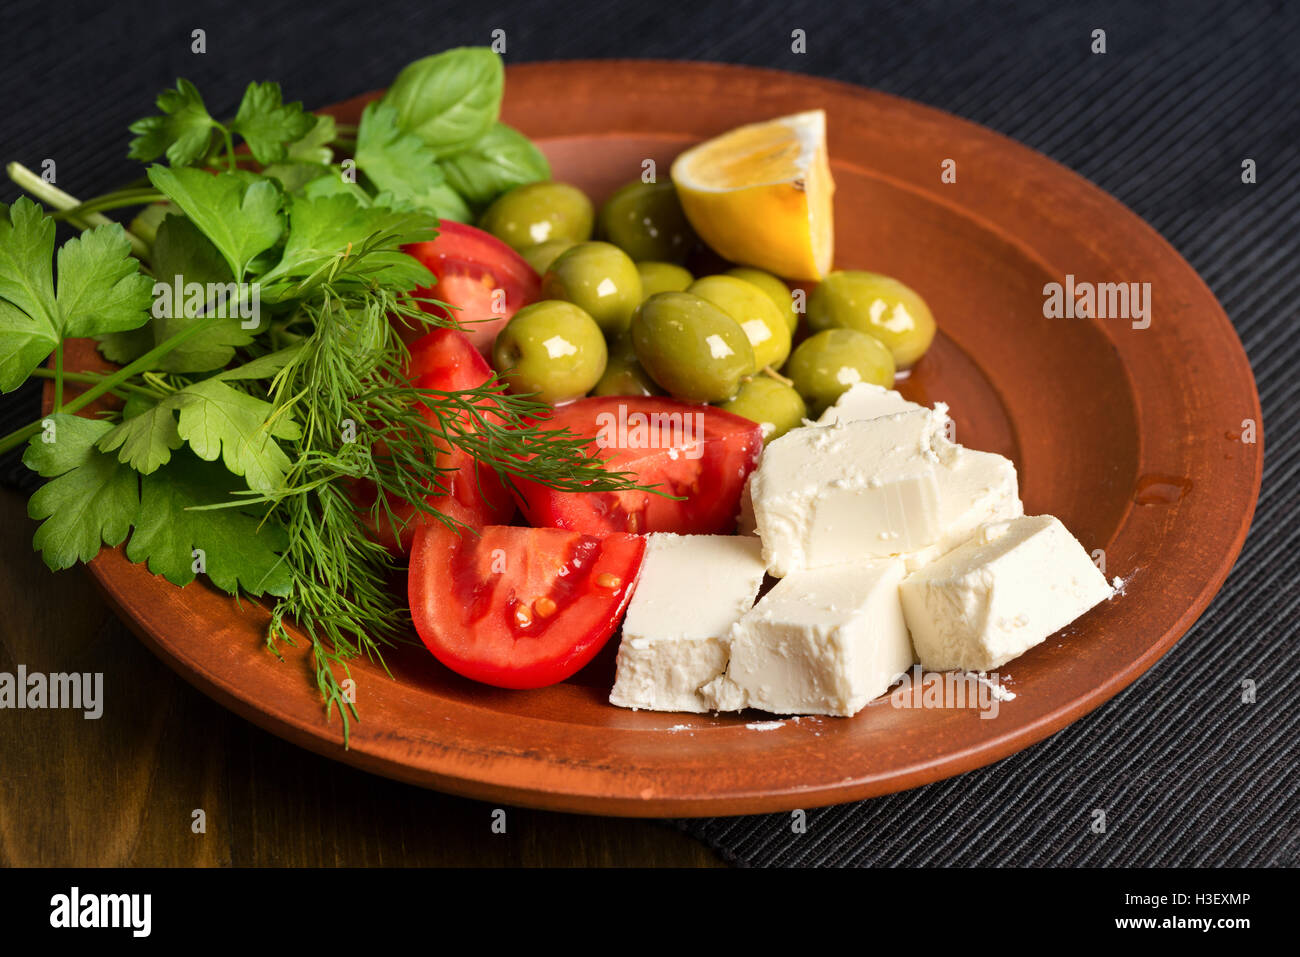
0, 490, 722, 867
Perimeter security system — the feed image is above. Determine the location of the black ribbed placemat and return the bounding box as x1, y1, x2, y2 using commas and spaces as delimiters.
2, 0, 1295, 866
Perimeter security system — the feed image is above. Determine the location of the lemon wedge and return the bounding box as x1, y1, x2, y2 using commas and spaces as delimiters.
671, 110, 834, 281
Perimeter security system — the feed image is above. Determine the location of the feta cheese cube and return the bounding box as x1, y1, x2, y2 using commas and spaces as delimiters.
609, 534, 766, 712
896, 445, 1023, 571
899, 514, 1114, 671
702, 559, 914, 716
816, 382, 922, 426
750, 408, 951, 577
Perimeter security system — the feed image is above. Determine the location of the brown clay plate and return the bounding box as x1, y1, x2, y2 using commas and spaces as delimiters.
59, 61, 1262, 816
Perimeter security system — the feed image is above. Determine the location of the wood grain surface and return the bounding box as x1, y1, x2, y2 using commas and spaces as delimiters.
0, 492, 720, 867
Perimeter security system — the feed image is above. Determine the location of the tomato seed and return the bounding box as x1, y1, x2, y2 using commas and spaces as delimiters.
595, 573, 622, 589
534, 597, 557, 619
514, 606, 533, 627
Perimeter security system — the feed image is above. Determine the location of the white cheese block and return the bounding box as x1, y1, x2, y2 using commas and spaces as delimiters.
816, 382, 922, 425
701, 558, 914, 716
609, 534, 766, 712
899, 514, 1113, 672
750, 407, 951, 577
896, 445, 1023, 571
737, 385, 928, 538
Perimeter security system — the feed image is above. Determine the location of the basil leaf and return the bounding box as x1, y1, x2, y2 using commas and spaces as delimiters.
440, 122, 550, 209
354, 102, 450, 203
373, 185, 472, 224
382, 47, 503, 157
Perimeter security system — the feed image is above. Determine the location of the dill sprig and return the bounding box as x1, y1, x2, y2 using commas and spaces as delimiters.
2, 56, 634, 745
230, 241, 654, 742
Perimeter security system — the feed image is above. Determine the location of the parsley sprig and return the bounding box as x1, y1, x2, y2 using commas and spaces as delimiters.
0, 48, 633, 742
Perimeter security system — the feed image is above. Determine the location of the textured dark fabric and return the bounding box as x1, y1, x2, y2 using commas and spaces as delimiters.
1, 0, 1295, 867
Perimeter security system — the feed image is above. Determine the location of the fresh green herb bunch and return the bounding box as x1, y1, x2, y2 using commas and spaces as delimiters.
0, 47, 631, 741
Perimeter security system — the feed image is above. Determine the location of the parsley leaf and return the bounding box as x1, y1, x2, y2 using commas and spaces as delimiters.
126, 450, 292, 596
261, 161, 334, 194
127, 79, 219, 167
148, 215, 256, 372
0, 296, 59, 389
56, 222, 159, 337
173, 378, 301, 490
231, 82, 316, 165
0, 198, 58, 390
215, 343, 304, 381
100, 344, 307, 478
22, 414, 138, 571
97, 394, 184, 474
355, 102, 472, 221
96, 325, 154, 365
0, 199, 152, 392
261, 192, 437, 285
286, 114, 337, 165
146, 166, 284, 280
301, 174, 373, 205
0, 197, 56, 320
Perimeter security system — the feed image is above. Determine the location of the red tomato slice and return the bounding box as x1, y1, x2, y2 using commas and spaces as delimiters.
360, 447, 517, 552
358, 328, 515, 552
404, 222, 541, 354
513, 396, 764, 536
406, 330, 515, 532
407, 325, 499, 392
409, 523, 646, 689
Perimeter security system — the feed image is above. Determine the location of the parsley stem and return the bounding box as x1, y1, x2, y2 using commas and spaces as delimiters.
7, 161, 113, 232
6, 162, 150, 260
51, 189, 164, 220
29, 368, 161, 400
0, 307, 231, 455
220, 125, 237, 172
53, 341, 63, 411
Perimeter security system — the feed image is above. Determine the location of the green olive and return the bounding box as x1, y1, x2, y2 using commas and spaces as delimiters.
630, 292, 755, 403
785, 328, 895, 415
636, 261, 694, 299
719, 378, 807, 441
725, 267, 798, 335
597, 180, 694, 262
592, 337, 663, 397
479, 182, 594, 251
807, 271, 937, 369
492, 300, 607, 404
541, 241, 643, 338
519, 239, 577, 275
688, 275, 792, 370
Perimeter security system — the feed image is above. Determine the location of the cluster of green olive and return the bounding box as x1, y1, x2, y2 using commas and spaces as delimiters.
481, 179, 937, 439
480, 177, 695, 272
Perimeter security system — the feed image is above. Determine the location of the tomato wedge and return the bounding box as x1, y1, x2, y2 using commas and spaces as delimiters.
407, 324, 504, 393
513, 396, 763, 536
404, 221, 541, 354
410, 523, 646, 689
359, 328, 515, 551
